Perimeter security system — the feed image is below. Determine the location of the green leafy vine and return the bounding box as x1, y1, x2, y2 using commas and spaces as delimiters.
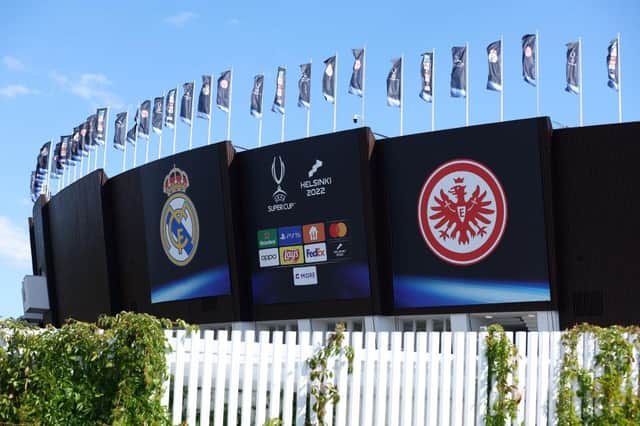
0, 311, 195, 425
557, 323, 640, 426
485, 324, 521, 426
306, 323, 354, 426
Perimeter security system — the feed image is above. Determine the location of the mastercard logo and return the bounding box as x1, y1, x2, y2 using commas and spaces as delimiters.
328, 222, 348, 239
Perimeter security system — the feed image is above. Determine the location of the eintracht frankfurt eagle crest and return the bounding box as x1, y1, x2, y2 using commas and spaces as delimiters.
161, 166, 200, 266
418, 159, 507, 265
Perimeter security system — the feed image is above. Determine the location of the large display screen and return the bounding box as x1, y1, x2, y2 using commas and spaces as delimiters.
140, 143, 232, 304
237, 128, 377, 317
377, 118, 555, 312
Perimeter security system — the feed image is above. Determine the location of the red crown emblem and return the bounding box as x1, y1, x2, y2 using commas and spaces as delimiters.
163, 166, 190, 195
453, 177, 465, 184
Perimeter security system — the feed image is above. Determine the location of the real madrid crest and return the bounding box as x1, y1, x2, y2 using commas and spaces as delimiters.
160, 166, 199, 266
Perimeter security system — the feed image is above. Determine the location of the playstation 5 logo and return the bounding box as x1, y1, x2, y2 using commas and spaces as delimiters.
271, 156, 287, 202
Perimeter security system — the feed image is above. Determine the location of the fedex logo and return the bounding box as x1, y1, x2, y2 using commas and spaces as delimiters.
304, 243, 327, 263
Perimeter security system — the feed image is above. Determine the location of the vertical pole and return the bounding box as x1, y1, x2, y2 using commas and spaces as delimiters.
333, 52, 338, 132
432, 48, 435, 131
361, 46, 366, 125
86, 148, 90, 176
122, 109, 128, 173
207, 76, 213, 145
617, 32, 623, 123
465, 42, 470, 127
536, 30, 540, 116
578, 37, 583, 126
500, 35, 504, 122
133, 104, 139, 167
258, 118, 263, 147
45, 140, 53, 198
227, 68, 233, 141
158, 94, 163, 159
306, 59, 312, 137
80, 149, 84, 178
189, 80, 195, 149
102, 107, 109, 170
145, 135, 149, 163
281, 113, 285, 143
172, 85, 178, 154
400, 54, 404, 136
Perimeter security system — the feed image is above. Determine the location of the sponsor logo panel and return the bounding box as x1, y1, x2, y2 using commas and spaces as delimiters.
279, 245, 304, 265
278, 226, 303, 245
293, 266, 318, 286
258, 248, 279, 267
257, 228, 277, 248
304, 243, 327, 263
302, 223, 325, 243
328, 241, 351, 260
327, 220, 349, 239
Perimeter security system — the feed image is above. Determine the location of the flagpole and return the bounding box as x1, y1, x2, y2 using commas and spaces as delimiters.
617, 32, 622, 123
333, 52, 338, 132
432, 48, 435, 131
465, 42, 470, 126
158, 94, 164, 159
400, 53, 404, 136
133, 103, 139, 167
578, 37, 583, 126
306, 59, 311, 137
536, 30, 540, 116
189, 80, 195, 149
45, 140, 53, 198
362, 46, 366, 125
102, 108, 109, 170
207, 76, 213, 144
172, 85, 178, 154
145, 124, 150, 164
500, 35, 504, 122
86, 146, 90, 176
122, 108, 128, 172
281, 113, 285, 142
227, 68, 233, 141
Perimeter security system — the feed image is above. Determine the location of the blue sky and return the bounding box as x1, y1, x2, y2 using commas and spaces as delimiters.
0, 0, 638, 318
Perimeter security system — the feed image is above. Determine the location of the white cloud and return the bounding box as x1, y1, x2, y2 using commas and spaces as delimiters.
228, 17, 240, 25
0, 84, 39, 98
164, 11, 196, 27
49, 71, 123, 109
0, 216, 31, 269
3, 55, 25, 71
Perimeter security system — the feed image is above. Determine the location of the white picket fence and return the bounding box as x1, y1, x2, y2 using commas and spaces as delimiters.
162, 329, 639, 426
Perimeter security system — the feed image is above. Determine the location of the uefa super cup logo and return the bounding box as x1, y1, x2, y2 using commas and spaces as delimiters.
271, 155, 287, 202
160, 166, 199, 266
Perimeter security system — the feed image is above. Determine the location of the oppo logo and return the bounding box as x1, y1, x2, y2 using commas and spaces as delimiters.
258, 248, 279, 268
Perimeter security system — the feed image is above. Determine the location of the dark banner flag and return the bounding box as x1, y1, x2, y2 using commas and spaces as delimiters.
387, 57, 402, 107
565, 41, 580, 94
419, 52, 434, 102
60, 135, 71, 165
180, 82, 194, 124
522, 34, 537, 86
114, 112, 127, 150
36, 142, 51, 177
486, 40, 502, 91
79, 122, 90, 154
216, 70, 231, 112
272, 67, 286, 114
165, 89, 177, 128
298, 63, 311, 108
126, 110, 138, 145
607, 38, 620, 90
51, 142, 62, 178
139, 100, 151, 139
349, 48, 364, 97
87, 114, 98, 148
322, 55, 336, 103
198, 75, 212, 119
30, 171, 38, 201
152, 96, 163, 134
451, 46, 467, 97
95, 108, 107, 145
250, 74, 264, 118
70, 133, 81, 163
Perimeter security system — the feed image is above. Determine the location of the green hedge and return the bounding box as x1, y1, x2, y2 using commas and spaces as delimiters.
0, 312, 191, 425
